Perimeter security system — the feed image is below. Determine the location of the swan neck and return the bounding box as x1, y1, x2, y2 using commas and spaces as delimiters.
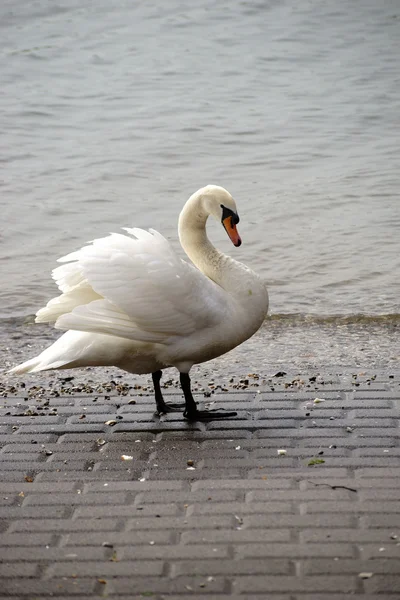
178, 189, 269, 319
178, 195, 223, 280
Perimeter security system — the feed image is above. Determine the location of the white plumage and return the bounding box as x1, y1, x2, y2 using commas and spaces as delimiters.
10, 185, 268, 420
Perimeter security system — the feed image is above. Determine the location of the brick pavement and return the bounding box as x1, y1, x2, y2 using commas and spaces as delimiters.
0, 371, 400, 599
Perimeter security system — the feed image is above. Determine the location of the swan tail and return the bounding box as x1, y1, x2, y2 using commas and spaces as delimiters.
8, 330, 98, 374
8, 330, 115, 375
9, 351, 72, 374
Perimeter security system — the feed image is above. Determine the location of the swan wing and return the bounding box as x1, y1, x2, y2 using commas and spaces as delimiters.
52, 228, 230, 343
36, 246, 103, 323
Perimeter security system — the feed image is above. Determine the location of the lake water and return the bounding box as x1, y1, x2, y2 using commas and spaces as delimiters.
1, 0, 400, 324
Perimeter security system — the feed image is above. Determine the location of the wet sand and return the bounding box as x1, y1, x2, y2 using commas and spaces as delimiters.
1, 317, 399, 396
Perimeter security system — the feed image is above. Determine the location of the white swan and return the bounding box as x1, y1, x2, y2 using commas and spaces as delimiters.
10, 185, 269, 420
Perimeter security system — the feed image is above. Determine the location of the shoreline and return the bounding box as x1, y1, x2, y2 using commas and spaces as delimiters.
1, 319, 399, 393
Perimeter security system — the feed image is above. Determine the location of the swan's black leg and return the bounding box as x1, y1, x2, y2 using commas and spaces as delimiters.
152, 371, 185, 415
180, 372, 237, 420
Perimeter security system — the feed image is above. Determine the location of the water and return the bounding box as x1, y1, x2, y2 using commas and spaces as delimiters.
1, 0, 400, 323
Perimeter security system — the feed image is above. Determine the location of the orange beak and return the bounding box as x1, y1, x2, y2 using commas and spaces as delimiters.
222, 216, 242, 247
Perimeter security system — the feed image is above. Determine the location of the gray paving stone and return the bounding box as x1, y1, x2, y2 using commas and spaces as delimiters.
9, 518, 120, 533
0, 533, 54, 546
236, 543, 355, 558
145, 468, 243, 480
248, 467, 351, 478
302, 500, 400, 513
0, 547, 108, 562
246, 489, 356, 501
36, 470, 141, 482
302, 477, 400, 489
74, 502, 179, 518
172, 558, 291, 576
361, 514, 400, 528
62, 531, 173, 546
191, 479, 292, 490
363, 575, 400, 593
0, 434, 56, 444
114, 545, 231, 560
181, 529, 290, 544
300, 529, 400, 543
232, 574, 357, 593
356, 446, 400, 455
302, 558, 400, 575
243, 514, 355, 528
359, 544, 400, 559
0, 506, 70, 519
22, 491, 129, 506
134, 490, 239, 503
85, 480, 185, 492
0, 452, 44, 461
127, 515, 233, 530
48, 559, 165, 578
101, 575, 227, 594
0, 563, 38, 577
356, 467, 400, 477
0, 482, 78, 492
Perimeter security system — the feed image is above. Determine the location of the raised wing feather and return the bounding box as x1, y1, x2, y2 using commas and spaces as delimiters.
36, 253, 101, 323
52, 228, 230, 343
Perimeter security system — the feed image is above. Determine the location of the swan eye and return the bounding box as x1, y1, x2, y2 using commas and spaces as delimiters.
221, 204, 240, 225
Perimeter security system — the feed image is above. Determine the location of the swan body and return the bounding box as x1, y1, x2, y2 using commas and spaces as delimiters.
10, 185, 269, 419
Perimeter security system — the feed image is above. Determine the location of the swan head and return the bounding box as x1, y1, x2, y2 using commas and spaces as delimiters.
201, 185, 242, 247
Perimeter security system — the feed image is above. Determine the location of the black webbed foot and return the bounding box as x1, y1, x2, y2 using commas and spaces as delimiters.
155, 401, 186, 416
183, 408, 238, 421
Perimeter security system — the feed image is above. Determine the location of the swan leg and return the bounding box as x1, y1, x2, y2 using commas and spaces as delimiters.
152, 370, 185, 415
180, 373, 237, 421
